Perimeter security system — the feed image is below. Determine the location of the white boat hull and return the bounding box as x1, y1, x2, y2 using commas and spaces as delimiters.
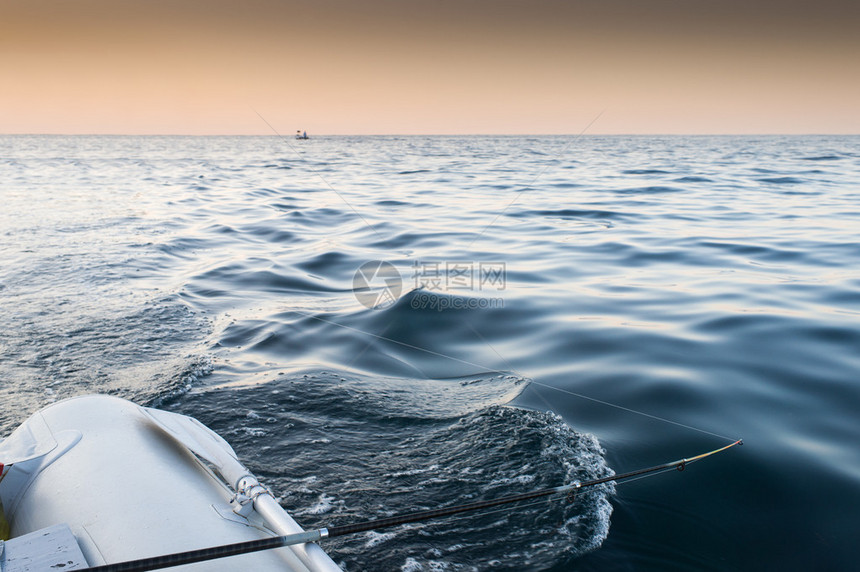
0, 395, 341, 571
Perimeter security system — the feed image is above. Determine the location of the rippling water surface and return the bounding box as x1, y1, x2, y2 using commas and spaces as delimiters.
1, 135, 859, 570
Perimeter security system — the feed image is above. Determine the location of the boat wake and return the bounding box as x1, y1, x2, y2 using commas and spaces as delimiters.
159, 370, 614, 570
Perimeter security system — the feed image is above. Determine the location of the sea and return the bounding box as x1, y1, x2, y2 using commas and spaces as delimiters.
1, 134, 858, 571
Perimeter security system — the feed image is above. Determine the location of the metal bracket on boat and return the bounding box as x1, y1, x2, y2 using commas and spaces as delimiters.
236, 476, 273, 500
229, 492, 255, 518
231, 476, 275, 518
210, 502, 263, 531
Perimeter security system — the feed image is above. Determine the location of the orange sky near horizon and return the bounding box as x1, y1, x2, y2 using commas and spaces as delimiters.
2, 0, 858, 135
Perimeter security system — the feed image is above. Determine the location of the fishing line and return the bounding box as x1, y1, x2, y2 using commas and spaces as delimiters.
526, 379, 737, 442
284, 308, 739, 443
611, 466, 677, 486
457, 323, 734, 441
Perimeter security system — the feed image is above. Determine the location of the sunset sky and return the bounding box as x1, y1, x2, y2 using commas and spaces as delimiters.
2, 0, 858, 135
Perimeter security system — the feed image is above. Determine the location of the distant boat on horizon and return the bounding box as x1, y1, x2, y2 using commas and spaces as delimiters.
296, 130, 309, 140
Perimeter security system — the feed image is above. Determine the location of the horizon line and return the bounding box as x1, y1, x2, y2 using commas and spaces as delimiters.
2, 132, 858, 137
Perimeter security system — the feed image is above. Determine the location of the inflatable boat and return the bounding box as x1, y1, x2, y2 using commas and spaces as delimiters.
0, 395, 342, 571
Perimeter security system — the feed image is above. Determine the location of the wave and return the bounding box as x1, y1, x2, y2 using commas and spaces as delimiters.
673, 175, 713, 183
757, 176, 804, 185
621, 169, 671, 175
159, 370, 614, 570
512, 208, 634, 221
612, 186, 684, 195
801, 155, 843, 161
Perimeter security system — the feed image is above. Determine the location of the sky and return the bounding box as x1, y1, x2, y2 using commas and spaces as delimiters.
1, 0, 858, 135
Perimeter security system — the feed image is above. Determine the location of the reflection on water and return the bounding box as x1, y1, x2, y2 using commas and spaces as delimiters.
1, 135, 859, 570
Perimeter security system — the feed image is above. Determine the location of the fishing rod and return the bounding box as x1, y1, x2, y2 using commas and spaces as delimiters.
84, 439, 742, 572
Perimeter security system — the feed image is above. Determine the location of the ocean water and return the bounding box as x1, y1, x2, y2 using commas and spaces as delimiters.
1, 134, 859, 570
